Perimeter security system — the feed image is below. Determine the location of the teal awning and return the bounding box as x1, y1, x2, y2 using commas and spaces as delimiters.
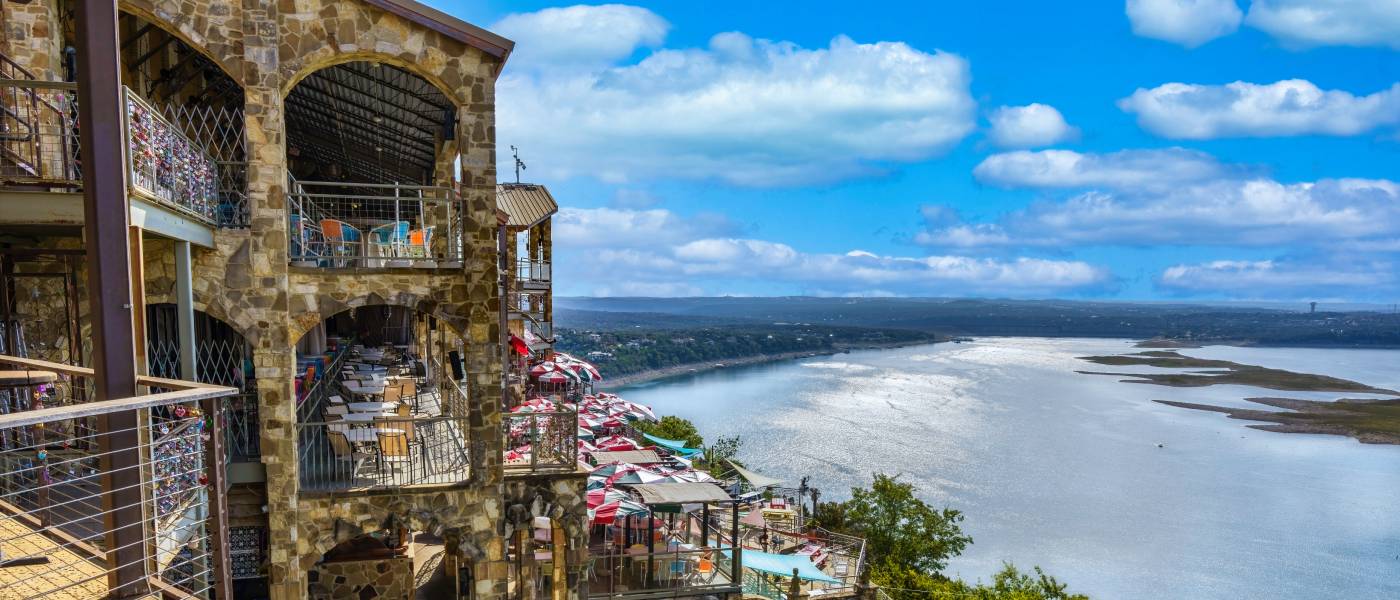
742, 550, 841, 583
641, 432, 702, 456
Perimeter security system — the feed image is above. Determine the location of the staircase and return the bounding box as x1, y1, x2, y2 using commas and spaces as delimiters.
0, 52, 80, 185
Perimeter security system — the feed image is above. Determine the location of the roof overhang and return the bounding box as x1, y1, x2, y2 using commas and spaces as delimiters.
362, 0, 515, 76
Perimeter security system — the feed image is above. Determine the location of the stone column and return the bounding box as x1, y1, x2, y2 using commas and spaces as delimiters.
238, 0, 298, 597
3, 0, 64, 80
458, 67, 507, 600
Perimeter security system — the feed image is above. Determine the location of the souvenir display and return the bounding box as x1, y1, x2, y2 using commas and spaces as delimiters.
127, 97, 219, 222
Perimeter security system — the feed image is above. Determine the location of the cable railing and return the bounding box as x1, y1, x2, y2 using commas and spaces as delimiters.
503, 410, 578, 473
296, 416, 471, 493
0, 353, 237, 599
587, 546, 737, 599
287, 178, 466, 268
124, 88, 220, 225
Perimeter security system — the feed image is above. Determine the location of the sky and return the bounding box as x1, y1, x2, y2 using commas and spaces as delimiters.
429, 0, 1400, 301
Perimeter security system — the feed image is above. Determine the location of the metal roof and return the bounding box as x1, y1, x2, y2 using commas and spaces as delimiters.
497, 183, 558, 229
285, 61, 452, 184
591, 450, 664, 465
626, 482, 734, 505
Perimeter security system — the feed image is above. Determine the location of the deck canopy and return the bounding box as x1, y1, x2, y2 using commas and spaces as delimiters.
286, 61, 454, 185
742, 550, 842, 583
591, 450, 663, 465
627, 482, 732, 505
728, 459, 782, 488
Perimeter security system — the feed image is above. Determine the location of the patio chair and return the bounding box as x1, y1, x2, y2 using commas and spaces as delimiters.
368, 221, 410, 255
327, 430, 370, 482
320, 219, 361, 266
376, 429, 413, 482
405, 226, 434, 258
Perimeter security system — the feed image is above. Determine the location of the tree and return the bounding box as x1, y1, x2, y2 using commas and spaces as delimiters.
845, 473, 971, 575
699, 434, 743, 478
634, 415, 703, 448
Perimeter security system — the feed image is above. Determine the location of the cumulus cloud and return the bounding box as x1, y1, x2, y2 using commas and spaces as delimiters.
972, 148, 1237, 191
492, 4, 669, 69
986, 104, 1078, 148
1126, 0, 1243, 47
496, 8, 977, 186
553, 206, 739, 248
934, 150, 1400, 248
1120, 79, 1400, 139
1245, 0, 1400, 49
1158, 259, 1395, 296
552, 206, 1111, 297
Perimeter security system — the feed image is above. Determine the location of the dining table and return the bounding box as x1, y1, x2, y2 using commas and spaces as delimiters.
347, 401, 399, 413
342, 427, 404, 443
344, 381, 386, 396
337, 412, 398, 423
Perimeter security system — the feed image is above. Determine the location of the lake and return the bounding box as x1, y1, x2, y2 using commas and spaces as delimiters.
615, 337, 1400, 600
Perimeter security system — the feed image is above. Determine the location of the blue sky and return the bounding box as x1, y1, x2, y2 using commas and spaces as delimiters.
431, 0, 1400, 301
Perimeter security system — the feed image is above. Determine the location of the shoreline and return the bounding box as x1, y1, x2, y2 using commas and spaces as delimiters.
597, 339, 940, 389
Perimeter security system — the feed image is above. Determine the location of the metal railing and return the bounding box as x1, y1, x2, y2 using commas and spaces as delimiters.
0, 76, 80, 185
296, 416, 471, 492
503, 410, 578, 473
124, 88, 220, 225
588, 546, 737, 599
0, 354, 237, 599
516, 259, 551, 286
222, 393, 260, 463
287, 178, 466, 268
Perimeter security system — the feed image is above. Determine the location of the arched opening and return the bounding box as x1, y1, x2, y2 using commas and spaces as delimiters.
507, 515, 571, 600
293, 305, 472, 492
117, 11, 248, 227
283, 61, 464, 268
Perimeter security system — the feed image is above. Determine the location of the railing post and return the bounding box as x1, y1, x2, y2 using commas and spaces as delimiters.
76, 0, 151, 595
202, 396, 234, 599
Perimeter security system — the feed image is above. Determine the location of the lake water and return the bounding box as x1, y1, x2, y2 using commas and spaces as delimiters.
615, 337, 1400, 600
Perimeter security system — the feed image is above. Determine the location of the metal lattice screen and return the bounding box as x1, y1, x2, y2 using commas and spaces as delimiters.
162, 103, 248, 228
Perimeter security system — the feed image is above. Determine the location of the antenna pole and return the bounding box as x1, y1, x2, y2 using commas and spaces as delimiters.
511, 145, 527, 184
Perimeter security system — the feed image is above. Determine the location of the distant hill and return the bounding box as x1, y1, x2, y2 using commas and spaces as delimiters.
556, 297, 1400, 347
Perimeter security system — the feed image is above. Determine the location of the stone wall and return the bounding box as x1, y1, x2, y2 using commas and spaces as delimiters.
310, 556, 413, 600
502, 473, 590, 600
4, 0, 64, 80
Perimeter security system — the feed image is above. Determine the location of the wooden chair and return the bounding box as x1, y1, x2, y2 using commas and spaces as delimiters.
327, 430, 369, 480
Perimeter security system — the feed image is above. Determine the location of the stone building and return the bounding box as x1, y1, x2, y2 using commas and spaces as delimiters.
0, 0, 588, 598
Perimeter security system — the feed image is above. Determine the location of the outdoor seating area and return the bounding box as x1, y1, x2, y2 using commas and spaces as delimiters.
286, 180, 462, 269
296, 342, 470, 492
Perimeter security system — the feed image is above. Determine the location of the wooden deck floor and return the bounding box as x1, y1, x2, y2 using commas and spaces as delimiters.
0, 514, 108, 600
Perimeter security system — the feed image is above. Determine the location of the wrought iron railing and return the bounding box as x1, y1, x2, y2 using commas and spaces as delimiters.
503, 410, 578, 473
296, 416, 471, 493
0, 75, 80, 185
124, 88, 220, 225
287, 178, 466, 268
0, 354, 237, 599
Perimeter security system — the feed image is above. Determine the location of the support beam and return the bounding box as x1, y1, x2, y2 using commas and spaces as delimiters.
76, 0, 147, 596
175, 241, 197, 380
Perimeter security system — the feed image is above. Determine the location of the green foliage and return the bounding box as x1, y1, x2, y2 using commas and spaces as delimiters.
845, 473, 971, 575
633, 415, 704, 448
818, 474, 1088, 600
699, 434, 743, 478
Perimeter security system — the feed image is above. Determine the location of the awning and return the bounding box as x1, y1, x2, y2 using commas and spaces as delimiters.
626, 482, 732, 505
641, 432, 702, 456
509, 335, 530, 357
742, 550, 841, 584
728, 460, 782, 488
591, 450, 663, 465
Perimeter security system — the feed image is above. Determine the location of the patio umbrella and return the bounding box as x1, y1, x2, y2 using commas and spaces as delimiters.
536, 371, 570, 384
577, 426, 595, 440
529, 362, 559, 376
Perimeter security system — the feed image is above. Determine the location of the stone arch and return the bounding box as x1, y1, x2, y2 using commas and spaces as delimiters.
288, 290, 469, 346
117, 0, 246, 87
279, 51, 467, 109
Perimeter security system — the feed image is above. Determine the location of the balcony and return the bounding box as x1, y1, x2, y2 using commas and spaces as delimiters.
515, 259, 552, 290
287, 178, 466, 269
0, 354, 238, 598
0, 76, 247, 233
503, 408, 579, 474
295, 346, 473, 493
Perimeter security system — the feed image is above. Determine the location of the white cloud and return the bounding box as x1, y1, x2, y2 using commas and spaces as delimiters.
1120, 79, 1400, 139
1159, 259, 1395, 295
928, 169, 1400, 248
1126, 0, 1243, 47
986, 104, 1078, 148
492, 5, 669, 69
552, 207, 1111, 296
972, 148, 1236, 191
1245, 0, 1400, 50
497, 18, 977, 186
